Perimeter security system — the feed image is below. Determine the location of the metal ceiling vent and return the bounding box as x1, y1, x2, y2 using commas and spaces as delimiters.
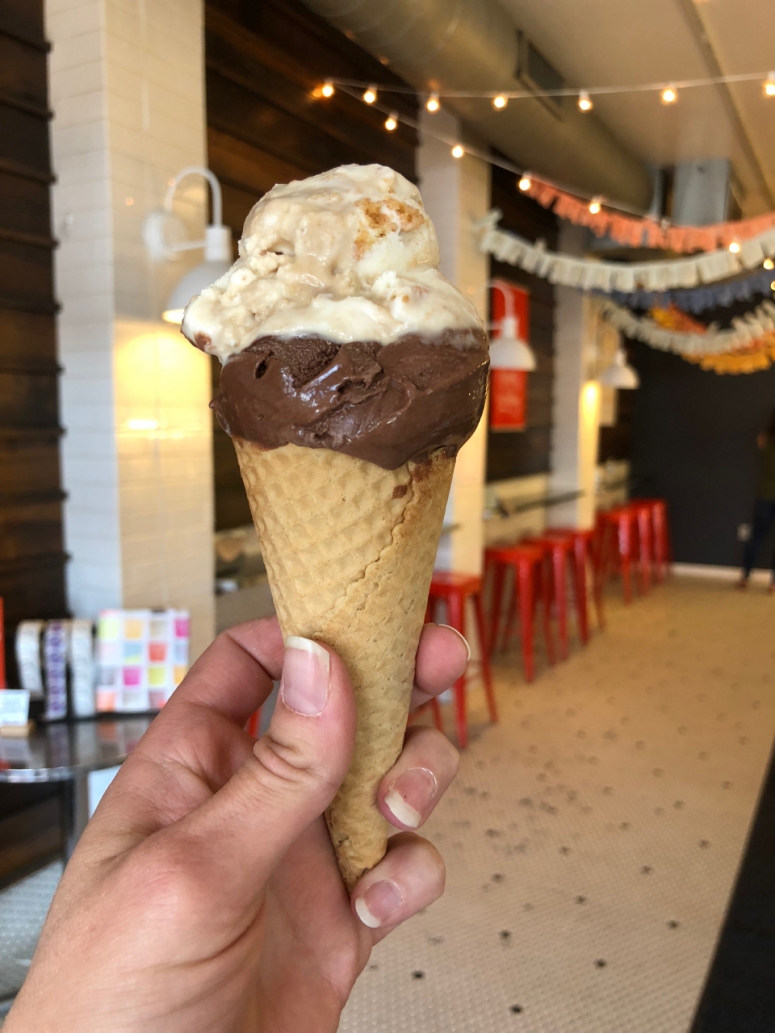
300, 0, 652, 207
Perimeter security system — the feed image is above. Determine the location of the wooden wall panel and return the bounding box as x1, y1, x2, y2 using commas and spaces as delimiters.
0, 4, 65, 692
487, 162, 558, 483
205, 0, 418, 530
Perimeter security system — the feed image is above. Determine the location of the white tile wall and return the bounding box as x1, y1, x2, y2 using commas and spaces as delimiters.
48, 0, 215, 660
419, 111, 490, 575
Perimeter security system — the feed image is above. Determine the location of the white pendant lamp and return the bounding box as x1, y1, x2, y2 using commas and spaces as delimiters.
488, 282, 537, 371
143, 166, 233, 324
597, 347, 639, 389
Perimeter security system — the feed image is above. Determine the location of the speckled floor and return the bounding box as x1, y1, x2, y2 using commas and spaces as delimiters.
1, 579, 773, 1032
341, 578, 775, 1033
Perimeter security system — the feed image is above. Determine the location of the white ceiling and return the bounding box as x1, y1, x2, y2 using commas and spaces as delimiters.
495, 0, 775, 214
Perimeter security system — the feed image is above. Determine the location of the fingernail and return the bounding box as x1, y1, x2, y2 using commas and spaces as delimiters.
354, 880, 403, 929
437, 624, 471, 661
280, 636, 330, 716
384, 767, 438, 829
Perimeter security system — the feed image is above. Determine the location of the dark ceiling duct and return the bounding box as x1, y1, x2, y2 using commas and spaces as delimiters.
300, 0, 653, 209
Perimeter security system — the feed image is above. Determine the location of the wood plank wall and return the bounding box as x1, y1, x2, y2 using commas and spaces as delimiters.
205, 0, 418, 530
487, 163, 558, 483
0, 0, 65, 886
0, 0, 66, 683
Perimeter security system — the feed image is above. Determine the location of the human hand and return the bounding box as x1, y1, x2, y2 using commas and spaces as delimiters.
5, 618, 466, 1033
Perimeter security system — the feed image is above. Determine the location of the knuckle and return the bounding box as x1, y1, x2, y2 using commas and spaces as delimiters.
251, 731, 339, 800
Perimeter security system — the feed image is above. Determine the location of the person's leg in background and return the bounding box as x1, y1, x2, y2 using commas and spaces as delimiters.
740, 499, 775, 588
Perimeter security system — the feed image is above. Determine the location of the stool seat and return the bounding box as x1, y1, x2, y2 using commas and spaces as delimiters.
427, 571, 482, 595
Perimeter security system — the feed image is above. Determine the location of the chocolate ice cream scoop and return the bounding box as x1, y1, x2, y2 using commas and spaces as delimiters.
212, 328, 488, 470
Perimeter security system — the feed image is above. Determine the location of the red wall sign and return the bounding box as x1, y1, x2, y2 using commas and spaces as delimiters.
489, 280, 530, 432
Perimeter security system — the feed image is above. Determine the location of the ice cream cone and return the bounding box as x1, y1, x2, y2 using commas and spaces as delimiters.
234, 438, 455, 889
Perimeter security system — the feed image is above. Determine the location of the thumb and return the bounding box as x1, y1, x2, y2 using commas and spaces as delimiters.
170, 636, 356, 897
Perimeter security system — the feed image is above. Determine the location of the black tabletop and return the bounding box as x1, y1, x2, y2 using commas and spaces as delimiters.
0, 714, 156, 783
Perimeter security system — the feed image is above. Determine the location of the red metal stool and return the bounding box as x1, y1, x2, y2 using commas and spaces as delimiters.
597, 506, 638, 603
246, 708, 262, 737
631, 502, 654, 594
424, 571, 498, 749
544, 526, 605, 638
632, 498, 671, 581
485, 545, 554, 683
522, 534, 575, 659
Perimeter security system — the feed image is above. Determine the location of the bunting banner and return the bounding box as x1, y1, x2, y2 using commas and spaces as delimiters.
609, 267, 775, 314
597, 297, 775, 357
522, 177, 775, 254
477, 211, 775, 294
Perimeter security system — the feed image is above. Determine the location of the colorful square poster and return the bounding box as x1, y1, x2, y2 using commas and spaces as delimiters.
96, 609, 189, 713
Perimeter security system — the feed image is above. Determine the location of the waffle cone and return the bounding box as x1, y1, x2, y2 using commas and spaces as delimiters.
233, 439, 454, 888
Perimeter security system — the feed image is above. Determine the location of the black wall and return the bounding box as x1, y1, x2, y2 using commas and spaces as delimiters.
629, 339, 775, 567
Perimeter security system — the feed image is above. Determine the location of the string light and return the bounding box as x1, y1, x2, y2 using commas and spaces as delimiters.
426, 93, 440, 113
589, 197, 602, 215
578, 90, 593, 112
362, 85, 377, 104
518, 174, 532, 192
492, 94, 508, 109
451, 144, 465, 159
661, 85, 678, 105
384, 112, 398, 131
765, 72, 775, 97
728, 240, 741, 254
764, 258, 774, 270
321, 81, 335, 98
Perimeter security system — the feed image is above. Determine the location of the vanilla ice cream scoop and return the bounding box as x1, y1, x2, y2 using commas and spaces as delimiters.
182, 164, 482, 363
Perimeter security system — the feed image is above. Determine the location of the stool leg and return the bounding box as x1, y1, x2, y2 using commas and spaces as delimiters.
473, 590, 498, 724
490, 561, 506, 653
447, 589, 468, 749
572, 539, 589, 644
540, 558, 556, 666
430, 696, 444, 734
591, 540, 606, 629
246, 708, 261, 737
620, 520, 633, 604
518, 560, 535, 683
654, 508, 666, 581
639, 512, 652, 594
553, 549, 569, 660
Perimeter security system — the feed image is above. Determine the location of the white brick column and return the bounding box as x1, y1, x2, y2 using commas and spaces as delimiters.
548, 224, 600, 530
418, 110, 490, 574
47, 0, 215, 659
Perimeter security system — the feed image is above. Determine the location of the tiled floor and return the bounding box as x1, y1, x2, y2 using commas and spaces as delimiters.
341, 578, 775, 1033
1, 578, 773, 1032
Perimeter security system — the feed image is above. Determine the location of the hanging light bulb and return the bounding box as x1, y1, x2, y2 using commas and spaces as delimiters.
320, 81, 335, 98
384, 112, 398, 131
589, 197, 602, 215
578, 90, 593, 112
763, 257, 774, 270
362, 85, 377, 104
518, 174, 532, 192
451, 144, 465, 159
492, 93, 508, 109
426, 93, 440, 113
728, 240, 741, 254
771, 280, 775, 291
661, 84, 678, 105
764, 72, 775, 97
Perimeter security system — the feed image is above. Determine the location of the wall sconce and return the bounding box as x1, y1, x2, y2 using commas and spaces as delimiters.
597, 347, 639, 389
143, 166, 233, 324
488, 281, 536, 371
